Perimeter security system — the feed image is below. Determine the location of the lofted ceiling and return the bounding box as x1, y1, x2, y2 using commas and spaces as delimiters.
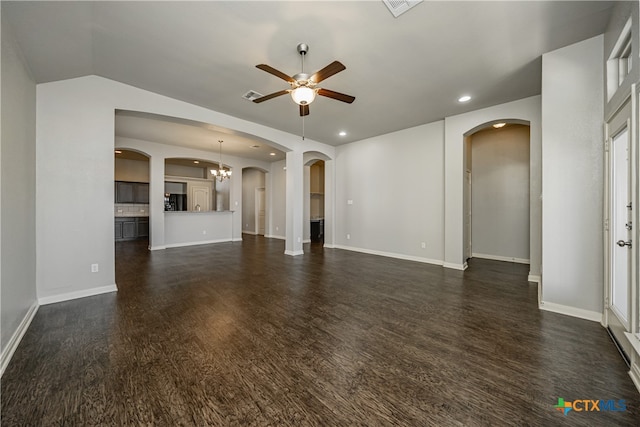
3, 1, 615, 150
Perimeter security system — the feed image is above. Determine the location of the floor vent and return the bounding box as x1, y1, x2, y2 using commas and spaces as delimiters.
242, 90, 263, 101
382, 0, 423, 18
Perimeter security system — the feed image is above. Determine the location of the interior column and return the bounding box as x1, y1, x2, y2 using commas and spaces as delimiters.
149, 155, 166, 250
285, 150, 304, 255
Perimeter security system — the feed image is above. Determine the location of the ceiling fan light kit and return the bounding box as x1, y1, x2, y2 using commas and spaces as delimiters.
253, 43, 355, 117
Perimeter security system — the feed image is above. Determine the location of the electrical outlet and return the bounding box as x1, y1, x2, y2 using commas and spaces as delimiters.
91, 264, 99, 273
347, 234, 351, 240
297, 237, 301, 243
347, 199, 353, 205
202, 230, 207, 235
421, 242, 426, 249
276, 226, 279, 231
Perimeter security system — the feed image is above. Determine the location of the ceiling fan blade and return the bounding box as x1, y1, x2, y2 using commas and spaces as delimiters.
300, 104, 310, 116
253, 90, 289, 103
310, 61, 346, 83
317, 88, 355, 104
256, 64, 295, 83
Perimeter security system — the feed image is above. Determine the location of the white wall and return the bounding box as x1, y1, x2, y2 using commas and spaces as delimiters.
471, 125, 530, 262
1, 13, 38, 372
541, 35, 604, 317
334, 121, 445, 264
242, 168, 265, 234
444, 96, 542, 273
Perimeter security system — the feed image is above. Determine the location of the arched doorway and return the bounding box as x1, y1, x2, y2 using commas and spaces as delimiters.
114, 148, 151, 244
463, 120, 531, 266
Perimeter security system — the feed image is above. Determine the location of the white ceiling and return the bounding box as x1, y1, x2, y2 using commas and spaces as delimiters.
4, 1, 615, 150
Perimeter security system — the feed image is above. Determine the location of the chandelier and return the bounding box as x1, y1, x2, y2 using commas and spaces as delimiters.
211, 140, 232, 182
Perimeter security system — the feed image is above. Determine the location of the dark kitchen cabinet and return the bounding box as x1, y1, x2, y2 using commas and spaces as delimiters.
115, 181, 149, 204
137, 219, 149, 237
115, 217, 149, 241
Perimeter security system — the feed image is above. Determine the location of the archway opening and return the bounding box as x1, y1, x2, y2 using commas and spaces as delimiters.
464, 121, 531, 266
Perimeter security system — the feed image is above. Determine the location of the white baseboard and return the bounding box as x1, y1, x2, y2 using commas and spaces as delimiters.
232, 237, 243, 242
539, 301, 602, 322
629, 362, 640, 394
149, 245, 166, 251
527, 274, 541, 284
303, 239, 311, 244
472, 253, 530, 264
324, 243, 335, 249
1, 302, 39, 377
265, 234, 286, 240
333, 244, 444, 266
38, 284, 118, 306
164, 238, 232, 249
284, 250, 304, 256
242, 230, 257, 235
443, 262, 468, 271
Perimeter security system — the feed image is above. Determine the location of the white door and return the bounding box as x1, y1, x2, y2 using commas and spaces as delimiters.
256, 188, 265, 235
612, 127, 631, 325
605, 99, 633, 361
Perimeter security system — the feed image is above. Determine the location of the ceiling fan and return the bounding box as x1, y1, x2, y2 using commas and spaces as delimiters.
253, 43, 355, 117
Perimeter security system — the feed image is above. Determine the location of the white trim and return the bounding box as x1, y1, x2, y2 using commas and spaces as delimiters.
149, 245, 166, 251
232, 237, 243, 242
334, 244, 444, 266
284, 250, 304, 256
38, 284, 118, 306
624, 332, 640, 358
164, 238, 232, 249
324, 243, 335, 249
472, 253, 530, 264
265, 234, 286, 240
1, 302, 39, 377
242, 230, 258, 235
629, 362, 640, 394
443, 262, 468, 271
527, 274, 541, 284
539, 301, 602, 322
303, 239, 311, 244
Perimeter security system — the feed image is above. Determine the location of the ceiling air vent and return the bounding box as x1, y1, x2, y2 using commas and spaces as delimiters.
383, 0, 423, 18
242, 90, 263, 101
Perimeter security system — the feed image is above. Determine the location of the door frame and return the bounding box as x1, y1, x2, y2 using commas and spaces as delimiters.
603, 91, 636, 361
255, 187, 265, 236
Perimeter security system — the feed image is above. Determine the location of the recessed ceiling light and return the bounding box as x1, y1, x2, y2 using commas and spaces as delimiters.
193, 160, 200, 164
458, 95, 471, 103
338, 131, 347, 137
270, 152, 276, 156
493, 123, 506, 129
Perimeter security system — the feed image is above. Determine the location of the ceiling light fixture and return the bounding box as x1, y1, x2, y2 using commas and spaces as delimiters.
270, 152, 276, 156
290, 85, 316, 105
211, 140, 232, 182
193, 160, 200, 164
493, 123, 506, 128
114, 150, 122, 154
458, 95, 471, 103
339, 131, 347, 136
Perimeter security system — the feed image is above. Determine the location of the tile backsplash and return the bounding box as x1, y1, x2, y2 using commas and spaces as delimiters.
115, 203, 149, 217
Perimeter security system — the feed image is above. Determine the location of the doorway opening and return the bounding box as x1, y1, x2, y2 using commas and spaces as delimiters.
114, 149, 150, 245
464, 123, 531, 266
242, 168, 267, 236
308, 160, 325, 244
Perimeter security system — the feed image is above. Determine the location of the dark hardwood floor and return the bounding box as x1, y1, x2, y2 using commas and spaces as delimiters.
2, 235, 638, 426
